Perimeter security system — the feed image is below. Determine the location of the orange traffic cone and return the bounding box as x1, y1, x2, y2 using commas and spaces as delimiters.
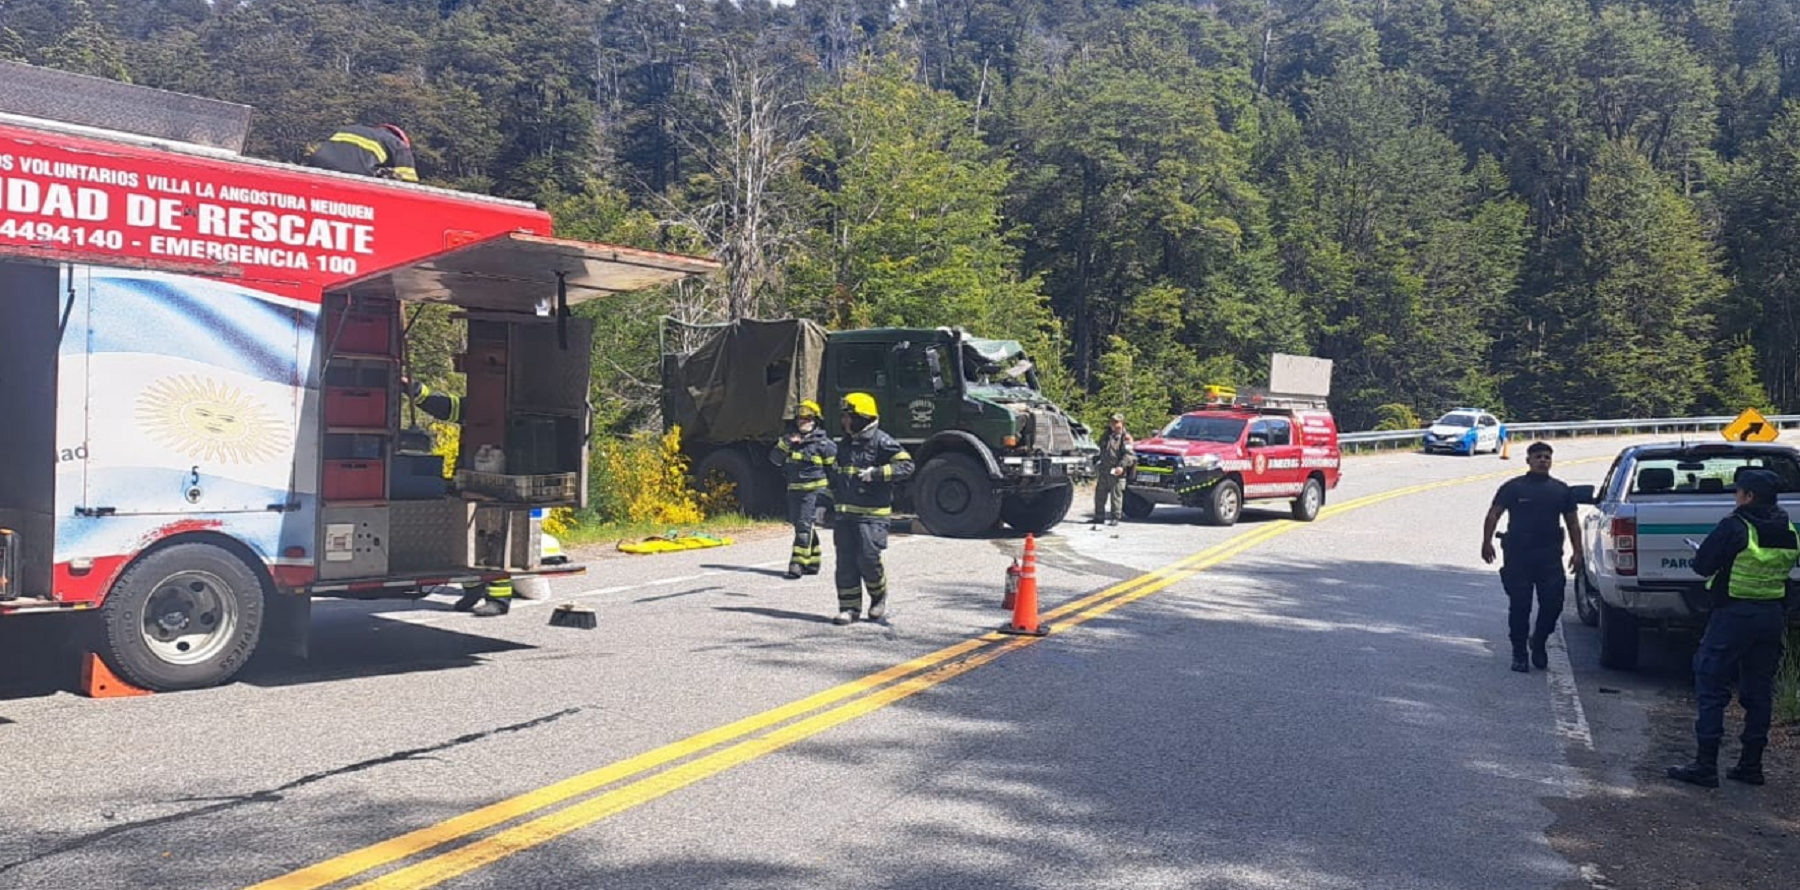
81, 653, 151, 698
1499, 436, 1512, 460
1000, 534, 1048, 636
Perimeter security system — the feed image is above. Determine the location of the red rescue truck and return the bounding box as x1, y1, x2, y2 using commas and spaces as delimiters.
1124, 389, 1342, 526
0, 63, 718, 690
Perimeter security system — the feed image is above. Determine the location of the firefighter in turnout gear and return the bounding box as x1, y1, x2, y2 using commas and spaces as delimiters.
402, 375, 511, 617
307, 124, 420, 182
829, 393, 914, 624
771, 400, 836, 579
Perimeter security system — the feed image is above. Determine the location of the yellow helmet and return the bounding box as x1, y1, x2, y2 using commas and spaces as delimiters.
797, 399, 822, 419
841, 392, 879, 419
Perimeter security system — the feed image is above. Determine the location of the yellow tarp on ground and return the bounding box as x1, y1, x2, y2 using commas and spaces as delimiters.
617, 532, 734, 555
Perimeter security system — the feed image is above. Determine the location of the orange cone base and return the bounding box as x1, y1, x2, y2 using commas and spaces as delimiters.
82, 653, 152, 698
999, 622, 1049, 637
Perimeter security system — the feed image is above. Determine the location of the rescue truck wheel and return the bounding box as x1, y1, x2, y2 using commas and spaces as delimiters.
1202, 479, 1243, 526
1291, 478, 1324, 522
1000, 484, 1074, 534
1123, 491, 1155, 520
98, 543, 267, 691
915, 453, 1002, 538
1597, 600, 1639, 670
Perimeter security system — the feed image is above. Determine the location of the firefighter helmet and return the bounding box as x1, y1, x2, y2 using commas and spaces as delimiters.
841, 392, 879, 419
380, 123, 411, 146
797, 399, 822, 419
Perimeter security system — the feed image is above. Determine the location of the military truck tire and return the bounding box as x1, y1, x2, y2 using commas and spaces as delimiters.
98, 542, 267, 691
915, 453, 1002, 538
694, 449, 769, 517
1597, 600, 1639, 671
1291, 478, 1324, 522
1123, 491, 1155, 520
1000, 484, 1074, 534
1201, 479, 1243, 526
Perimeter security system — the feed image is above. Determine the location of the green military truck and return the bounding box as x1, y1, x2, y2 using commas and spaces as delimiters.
661, 318, 1097, 537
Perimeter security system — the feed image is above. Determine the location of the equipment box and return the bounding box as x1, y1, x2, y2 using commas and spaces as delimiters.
323, 460, 385, 501
324, 386, 389, 428
325, 304, 394, 355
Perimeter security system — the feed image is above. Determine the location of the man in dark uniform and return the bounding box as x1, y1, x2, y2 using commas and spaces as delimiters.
770, 399, 836, 579
401, 375, 511, 617
1668, 468, 1797, 788
829, 392, 914, 625
1482, 441, 1584, 672
1092, 412, 1135, 526
307, 124, 420, 182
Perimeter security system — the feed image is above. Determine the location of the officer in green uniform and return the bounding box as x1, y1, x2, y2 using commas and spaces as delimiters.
829, 393, 914, 625
1669, 468, 1797, 787
402, 375, 511, 617
771, 400, 836, 579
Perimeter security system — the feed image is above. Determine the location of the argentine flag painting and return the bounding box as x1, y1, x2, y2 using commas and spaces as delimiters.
55, 267, 322, 568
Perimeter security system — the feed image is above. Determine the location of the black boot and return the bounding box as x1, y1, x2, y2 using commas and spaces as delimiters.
452, 586, 484, 612
1728, 742, 1767, 786
785, 563, 804, 580
1529, 638, 1549, 670
1510, 646, 1529, 673
1667, 741, 1721, 788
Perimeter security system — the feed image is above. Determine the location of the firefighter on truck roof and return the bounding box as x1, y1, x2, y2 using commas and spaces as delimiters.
401, 374, 512, 617
307, 123, 420, 182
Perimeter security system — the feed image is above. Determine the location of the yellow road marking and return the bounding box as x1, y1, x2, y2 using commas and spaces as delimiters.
253, 459, 1597, 890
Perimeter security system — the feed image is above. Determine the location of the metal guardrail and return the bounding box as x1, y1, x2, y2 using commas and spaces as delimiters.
1340, 415, 1800, 452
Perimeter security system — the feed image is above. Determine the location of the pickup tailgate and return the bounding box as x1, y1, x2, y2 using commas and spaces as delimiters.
1628, 495, 1800, 583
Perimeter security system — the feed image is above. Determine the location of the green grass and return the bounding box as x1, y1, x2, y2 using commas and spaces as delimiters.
1778, 627, 1800, 726
552, 511, 780, 549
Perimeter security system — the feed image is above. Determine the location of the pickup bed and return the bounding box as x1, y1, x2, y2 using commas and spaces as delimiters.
1572, 441, 1800, 670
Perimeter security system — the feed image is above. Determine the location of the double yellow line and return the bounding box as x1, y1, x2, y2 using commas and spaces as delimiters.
251, 463, 1546, 890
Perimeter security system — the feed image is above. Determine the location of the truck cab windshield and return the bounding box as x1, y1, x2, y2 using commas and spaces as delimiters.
1161, 416, 1246, 443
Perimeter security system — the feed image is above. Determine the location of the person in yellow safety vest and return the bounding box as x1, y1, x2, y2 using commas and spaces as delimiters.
1667, 468, 1798, 788
770, 399, 837, 579
401, 374, 510, 617
306, 123, 420, 182
828, 393, 914, 624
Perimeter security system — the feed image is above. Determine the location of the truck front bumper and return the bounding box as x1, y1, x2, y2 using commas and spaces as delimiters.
1000, 454, 1094, 486
1126, 467, 1223, 505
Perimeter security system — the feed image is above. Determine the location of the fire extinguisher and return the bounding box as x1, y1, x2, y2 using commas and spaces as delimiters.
1003, 557, 1022, 609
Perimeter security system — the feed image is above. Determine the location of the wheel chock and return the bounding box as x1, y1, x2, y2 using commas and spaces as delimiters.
81, 653, 152, 698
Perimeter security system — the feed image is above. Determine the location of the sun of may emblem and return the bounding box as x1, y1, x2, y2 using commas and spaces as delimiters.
136, 375, 286, 464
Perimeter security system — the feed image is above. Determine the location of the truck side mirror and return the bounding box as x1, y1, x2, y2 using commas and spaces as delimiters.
1569, 484, 1597, 505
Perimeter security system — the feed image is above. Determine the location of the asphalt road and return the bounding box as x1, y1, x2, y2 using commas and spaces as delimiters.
0, 436, 1724, 889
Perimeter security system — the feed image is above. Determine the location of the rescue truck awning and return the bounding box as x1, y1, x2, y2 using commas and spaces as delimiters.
342, 232, 719, 311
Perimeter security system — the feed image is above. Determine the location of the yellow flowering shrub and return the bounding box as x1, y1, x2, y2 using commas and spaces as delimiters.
589, 426, 706, 525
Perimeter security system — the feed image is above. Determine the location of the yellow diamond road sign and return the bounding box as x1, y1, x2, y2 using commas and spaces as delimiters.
1723, 408, 1779, 443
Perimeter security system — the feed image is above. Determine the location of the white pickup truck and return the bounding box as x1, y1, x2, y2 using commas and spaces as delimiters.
1570, 441, 1800, 670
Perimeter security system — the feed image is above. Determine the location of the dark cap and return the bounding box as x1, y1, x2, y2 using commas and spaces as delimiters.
1737, 468, 1780, 502
1526, 441, 1554, 456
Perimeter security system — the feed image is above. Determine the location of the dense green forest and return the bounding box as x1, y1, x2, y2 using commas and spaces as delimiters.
5, 0, 1800, 434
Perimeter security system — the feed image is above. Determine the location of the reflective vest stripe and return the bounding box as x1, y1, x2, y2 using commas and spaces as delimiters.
788, 479, 829, 491
390, 166, 419, 182
836, 503, 892, 516
329, 132, 389, 163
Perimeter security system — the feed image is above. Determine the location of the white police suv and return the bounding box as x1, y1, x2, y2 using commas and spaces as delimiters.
1422, 408, 1507, 456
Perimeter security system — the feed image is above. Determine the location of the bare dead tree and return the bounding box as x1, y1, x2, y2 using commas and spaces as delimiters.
661, 49, 814, 322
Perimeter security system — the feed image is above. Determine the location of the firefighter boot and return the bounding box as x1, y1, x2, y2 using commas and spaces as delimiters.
866, 579, 888, 621
1728, 743, 1767, 786
452, 586, 484, 612
833, 588, 860, 625
786, 563, 804, 580
471, 596, 511, 618
1510, 644, 1529, 673
1667, 740, 1721, 788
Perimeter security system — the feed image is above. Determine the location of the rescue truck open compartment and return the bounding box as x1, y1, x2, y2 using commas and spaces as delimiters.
310, 234, 716, 583
0, 261, 60, 602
